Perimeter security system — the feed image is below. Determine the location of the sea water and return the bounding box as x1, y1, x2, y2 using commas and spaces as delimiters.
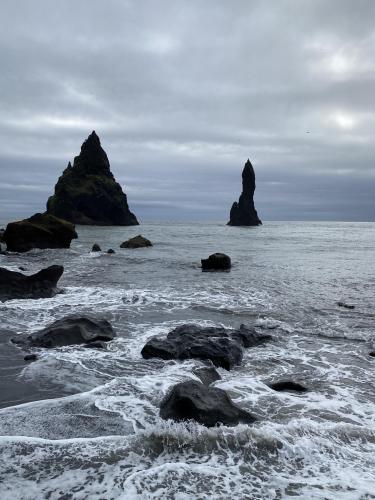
0, 221, 374, 499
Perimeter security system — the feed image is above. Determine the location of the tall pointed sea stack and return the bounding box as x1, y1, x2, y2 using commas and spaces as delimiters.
228, 159, 261, 226
46, 131, 138, 225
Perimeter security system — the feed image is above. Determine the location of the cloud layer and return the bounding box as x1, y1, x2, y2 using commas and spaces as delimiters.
0, 0, 374, 221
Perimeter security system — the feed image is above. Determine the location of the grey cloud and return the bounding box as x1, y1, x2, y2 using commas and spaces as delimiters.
0, 0, 374, 222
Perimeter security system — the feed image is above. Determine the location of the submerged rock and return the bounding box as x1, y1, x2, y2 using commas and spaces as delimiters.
46, 131, 138, 226
91, 243, 101, 252
269, 381, 308, 393
120, 235, 153, 248
3, 213, 77, 253
12, 316, 115, 348
160, 380, 256, 427
83, 340, 108, 350
141, 324, 272, 370
201, 253, 231, 271
24, 354, 38, 362
0, 265, 64, 301
193, 367, 221, 385
337, 301, 355, 310
228, 159, 261, 226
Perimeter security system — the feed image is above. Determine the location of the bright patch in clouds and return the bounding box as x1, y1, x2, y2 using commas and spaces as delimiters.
329, 112, 356, 130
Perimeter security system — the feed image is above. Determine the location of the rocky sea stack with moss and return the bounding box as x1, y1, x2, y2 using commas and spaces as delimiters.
228, 159, 261, 226
46, 131, 139, 226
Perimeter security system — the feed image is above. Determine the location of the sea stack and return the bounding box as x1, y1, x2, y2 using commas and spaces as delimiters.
46, 131, 138, 226
228, 159, 261, 226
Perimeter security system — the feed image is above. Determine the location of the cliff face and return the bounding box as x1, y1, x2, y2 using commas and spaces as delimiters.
46, 131, 138, 226
228, 159, 261, 226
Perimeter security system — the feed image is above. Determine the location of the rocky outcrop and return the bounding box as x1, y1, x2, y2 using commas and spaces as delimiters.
3, 213, 77, 253
0, 265, 64, 301
193, 367, 221, 385
12, 316, 115, 348
91, 243, 101, 252
120, 235, 152, 248
337, 301, 355, 309
269, 381, 308, 393
46, 131, 138, 226
228, 159, 261, 226
141, 324, 272, 370
160, 380, 256, 427
201, 253, 231, 271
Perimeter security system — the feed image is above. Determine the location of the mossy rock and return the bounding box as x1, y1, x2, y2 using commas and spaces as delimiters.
120, 235, 153, 248
4, 213, 77, 252
46, 131, 138, 226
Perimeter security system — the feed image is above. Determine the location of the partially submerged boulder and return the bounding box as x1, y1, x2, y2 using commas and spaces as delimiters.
3, 213, 77, 252
120, 235, 152, 248
201, 253, 231, 271
160, 380, 256, 427
91, 243, 101, 252
107, 248, 115, 254
0, 265, 64, 301
337, 301, 355, 310
46, 131, 138, 226
24, 354, 38, 362
83, 340, 108, 350
12, 316, 115, 348
269, 381, 308, 393
141, 324, 272, 370
193, 367, 221, 385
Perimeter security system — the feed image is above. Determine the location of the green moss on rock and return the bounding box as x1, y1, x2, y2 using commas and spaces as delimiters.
4, 213, 77, 252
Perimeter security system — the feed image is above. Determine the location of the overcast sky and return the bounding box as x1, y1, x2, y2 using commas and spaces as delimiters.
0, 0, 374, 222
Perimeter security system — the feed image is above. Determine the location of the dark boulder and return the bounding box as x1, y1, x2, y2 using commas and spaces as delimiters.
228, 159, 261, 226
120, 235, 152, 248
193, 367, 221, 385
12, 316, 115, 348
3, 213, 77, 253
160, 380, 256, 427
369, 352, 375, 358
91, 243, 101, 252
0, 265, 64, 301
337, 301, 355, 309
141, 324, 272, 370
107, 248, 115, 254
46, 131, 138, 226
201, 253, 231, 271
24, 354, 38, 362
269, 381, 308, 393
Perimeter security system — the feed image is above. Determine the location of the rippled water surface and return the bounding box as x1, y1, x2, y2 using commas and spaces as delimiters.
0, 221, 374, 499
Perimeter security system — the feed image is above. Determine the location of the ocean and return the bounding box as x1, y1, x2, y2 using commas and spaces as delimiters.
0, 221, 374, 499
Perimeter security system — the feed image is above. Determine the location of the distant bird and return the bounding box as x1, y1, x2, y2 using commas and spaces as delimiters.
306, 131, 310, 134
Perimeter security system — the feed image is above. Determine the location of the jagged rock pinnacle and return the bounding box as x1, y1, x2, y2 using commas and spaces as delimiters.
228, 159, 261, 226
46, 132, 139, 226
